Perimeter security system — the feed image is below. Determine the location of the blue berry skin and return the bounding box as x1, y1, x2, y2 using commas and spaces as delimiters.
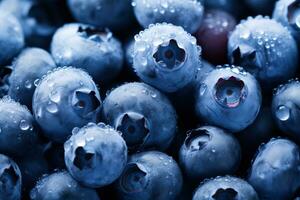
0, 0, 62, 48
32, 67, 102, 143
8, 48, 57, 109
102, 82, 177, 151
228, 16, 298, 88
0, 97, 38, 158
273, 0, 300, 42
30, 171, 100, 200
133, 23, 202, 93
64, 123, 127, 188
0, 154, 22, 200
248, 138, 300, 200
67, 0, 134, 31
195, 65, 262, 132
132, 0, 204, 33
51, 23, 124, 84
179, 126, 241, 181
193, 176, 259, 200
115, 151, 183, 200
0, 13, 24, 66
272, 80, 300, 141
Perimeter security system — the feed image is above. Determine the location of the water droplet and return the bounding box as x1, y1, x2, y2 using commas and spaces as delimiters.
49, 90, 61, 103
72, 127, 80, 135
20, 120, 30, 131
276, 105, 290, 121
240, 29, 250, 39
46, 102, 58, 114
34, 79, 40, 87
199, 84, 207, 96
25, 80, 32, 89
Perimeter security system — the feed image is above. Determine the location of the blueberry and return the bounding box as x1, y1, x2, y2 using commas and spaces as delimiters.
0, 97, 38, 157
115, 151, 183, 200
32, 67, 102, 143
0, 12, 24, 65
64, 123, 127, 188
273, 0, 300, 42
195, 9, 237, 64
228, 16, 298, 88
193, 176, 259, 200
132, 0, 204, 33
0, 154, 22, 200
51, 23, 124, 84
195, 65, 262, 132
248, 138, 300, 200
102, 82, 177, 151
133, 23, 202, 93
30, 171, 100, 200
272, 79, 300, 141
179, 126, 241, 181
245, 0, 277, 14
238, 107, 275, 157
0, 0, 64, 48
67, 0, 134, 31
8, 48, 57, 109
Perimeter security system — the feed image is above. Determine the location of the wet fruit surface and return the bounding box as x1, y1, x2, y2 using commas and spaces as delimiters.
0, 1, 299, 200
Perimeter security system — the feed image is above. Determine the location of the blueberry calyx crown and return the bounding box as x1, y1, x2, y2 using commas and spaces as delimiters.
73, 146, 95, 170
153, 39, 186, 70
212, 188, 238, 200
116, 112, 149, 149
214, 76, 247, 108
72, 89, 101, 118
120, 163, 148, 193
0, 165, 19, 186
77, 26, 112, 42
185, 128, 211, 151
287, 1, 300, 30
232, 45, 258, 73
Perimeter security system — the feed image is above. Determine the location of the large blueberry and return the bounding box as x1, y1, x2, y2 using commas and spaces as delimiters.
273, 0, 300, 42
102, 82, 177, 151
32, 67, 102, 143
51, 23, 124, 84
67, 0, 134, 31
179, 126, 241, 181
133, 23, 202, 93
0, 0, 65, 48
8, 48, 57, 108
195, 65, 262, 132
272, 79, 300, 142
0, 97, 39, 157
64, 123, 127, 188
0, 12, 24, 65
228, 16, 298, 88
132, 0, 204, 33
0, 154, 22, 200
116, 151, 182, 200
193, 176, 259, 200
248, 138, 300, 200
30, 171, 100, 200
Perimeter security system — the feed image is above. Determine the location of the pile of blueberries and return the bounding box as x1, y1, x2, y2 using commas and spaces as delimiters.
2, 0, 300, 199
